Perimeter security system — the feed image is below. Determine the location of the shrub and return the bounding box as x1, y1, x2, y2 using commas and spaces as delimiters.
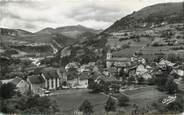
79, 100, 93, 115
165, 78, 178, 94
153, 95, 184, 113
105, 97, 116, 112
118, 95, 129, 106
151, 41, 164, 47
0, 83, 16, 99
121, 44, 130, 49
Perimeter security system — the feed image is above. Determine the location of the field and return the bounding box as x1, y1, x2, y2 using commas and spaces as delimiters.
49, 86, 169, 114
120, 86, 167, 113
49, 89, 108, 115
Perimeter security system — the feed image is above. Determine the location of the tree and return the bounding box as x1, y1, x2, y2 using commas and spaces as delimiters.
90, 82, 102, 93
79, 100, 93, 115
155, 72, 168, 91
0, 83, 16, 99
165, 95, 184, 113
118, 95, 129, 107
88, 78, 95, 89
105, 96, 116, 112
153, 95, 184, 113
167, 53, 180, 63
102, 82, 110, 94
137, 77, 145, 85
165, 78, 178, 94
18, 95, 58, 114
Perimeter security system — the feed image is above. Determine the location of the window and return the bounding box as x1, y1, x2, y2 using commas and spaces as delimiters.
47, 80, 49, 89
52, 79, 54, 89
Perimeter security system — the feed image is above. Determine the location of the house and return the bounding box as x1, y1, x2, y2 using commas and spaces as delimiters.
27, 75, 46, 95
131, 56, 146, 64
66, 67, 79, 88
158, 59, 175, 69
79, 64, 91, 73
0, 78, 14, 84
96, 75, 118, 84
136, 64, 148, 76
27, 68, 61, 95
57, 67, 67, 85
42, 68, 60, 90
78, 72, 90, 88
65, 62, 80, 72
96, 75, 120, 93
172, 69, 184, 77
141, 72, 152, 80
127, 65, 137, 77
0, 77, 29, 94
67, 77, 79, 88
103, 67, 117, 78
106, 50, 131, 68
11, 77, 29, 94
174, 77, 184, 92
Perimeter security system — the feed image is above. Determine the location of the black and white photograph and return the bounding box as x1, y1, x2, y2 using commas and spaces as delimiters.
0, 0, 184, 114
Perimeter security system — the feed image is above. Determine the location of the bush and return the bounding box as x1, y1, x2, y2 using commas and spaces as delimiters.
121, 44, 130, 49
165, 79, 178, 94
147, 78, 156, 85
105, 97, 116, 112
167, 53, 182, 62
153, 95, 184, 113
79, 100, 93, 114
90, 82, 102, 93
165, 95, 184, 113
151, 41, 164, 47
0, 95, 59, 114
118, 95, 129, 106
137, 77, 145, 85
0, 83, 16, 99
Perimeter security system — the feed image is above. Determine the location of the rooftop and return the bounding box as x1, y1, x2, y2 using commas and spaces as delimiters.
42, 67, 60, 79
28, 75, 45, 84
11, 77, 23, 86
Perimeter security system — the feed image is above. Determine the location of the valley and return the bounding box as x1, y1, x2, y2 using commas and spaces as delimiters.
0, 1, 184, 115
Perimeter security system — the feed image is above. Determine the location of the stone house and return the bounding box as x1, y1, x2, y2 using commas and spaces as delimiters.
27, 68, 62, 95
41, 68, 60, 90
0, 77, 29, 94
27, 75, 45, 95
106, 50, 131, 68
136, 64, 148, 76
11, 77, 29, 94
78, 72, 90, 88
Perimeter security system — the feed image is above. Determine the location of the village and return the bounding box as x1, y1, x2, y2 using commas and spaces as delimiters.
0, 1, 184, 114
0, 47, 184, 114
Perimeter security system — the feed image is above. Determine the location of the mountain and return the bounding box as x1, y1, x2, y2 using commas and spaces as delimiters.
96, 2, 184, 63
37, 25, 102, 39
0, 27, 76, 57
104, 2, 184, 33
1, 2, 183, 65
0, 25, 101, 58
0, 28, 33, 36
35, 27, 55, 35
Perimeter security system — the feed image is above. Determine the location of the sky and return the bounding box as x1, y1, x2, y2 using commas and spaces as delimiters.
0, 0, 183, 32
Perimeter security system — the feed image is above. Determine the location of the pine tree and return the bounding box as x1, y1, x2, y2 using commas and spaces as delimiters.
79, 99, 93, 115
105, 96, 116, 112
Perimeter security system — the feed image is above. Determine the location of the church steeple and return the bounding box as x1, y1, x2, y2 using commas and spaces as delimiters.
106, 49, 112, 68
106, 50, 112, 60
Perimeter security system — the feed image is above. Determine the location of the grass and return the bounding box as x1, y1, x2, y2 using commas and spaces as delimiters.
49, 89, 108, 115
120, 86, 167, 113
49, 86, 168, 114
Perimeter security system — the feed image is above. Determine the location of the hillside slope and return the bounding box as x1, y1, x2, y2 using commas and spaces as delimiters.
104, 2, 184, 33
36, 25, 101, 39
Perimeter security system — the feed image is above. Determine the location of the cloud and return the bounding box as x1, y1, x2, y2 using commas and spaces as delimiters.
0, 0, 183, 32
